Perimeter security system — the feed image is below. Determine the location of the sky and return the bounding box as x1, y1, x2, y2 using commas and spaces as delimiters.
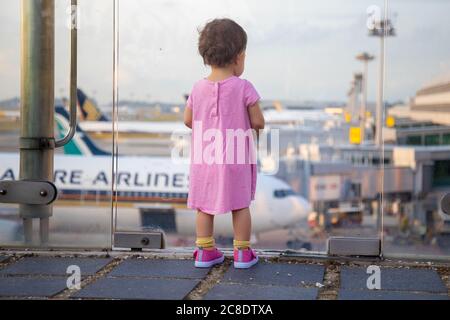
0, 0, 449, 105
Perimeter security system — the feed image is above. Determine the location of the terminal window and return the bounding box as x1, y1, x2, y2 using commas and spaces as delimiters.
433, 160, 450, 187
424, 134, 440, 146
406, 135, 422, 146
442, 134, 450, 145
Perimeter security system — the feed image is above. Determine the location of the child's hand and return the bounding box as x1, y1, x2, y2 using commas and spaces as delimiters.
248, 102, 265, 136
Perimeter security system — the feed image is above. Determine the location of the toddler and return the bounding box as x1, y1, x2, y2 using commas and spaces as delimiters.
184, 18, 265, 269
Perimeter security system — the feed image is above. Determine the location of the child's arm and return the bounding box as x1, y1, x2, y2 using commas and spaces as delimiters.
184, 105, 193, 128
248, 102, 265, 133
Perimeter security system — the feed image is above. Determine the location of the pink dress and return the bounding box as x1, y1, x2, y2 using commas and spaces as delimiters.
186, 76, 260, 214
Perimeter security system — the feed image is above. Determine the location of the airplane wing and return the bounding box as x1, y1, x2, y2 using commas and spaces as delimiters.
80, 121, 190, 134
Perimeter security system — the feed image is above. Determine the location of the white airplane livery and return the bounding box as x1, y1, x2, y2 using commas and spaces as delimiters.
75, 89, 336, 135
0, 105, 311, 240
76, 88, 188, 135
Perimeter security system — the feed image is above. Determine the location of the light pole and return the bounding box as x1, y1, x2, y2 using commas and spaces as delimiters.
346, 80, 355, 122
353, 73, 363, 123
369, 19, 395, 146
356, 52, 374, 144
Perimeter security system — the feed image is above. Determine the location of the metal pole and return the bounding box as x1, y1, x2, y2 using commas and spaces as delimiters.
369, 18, 394, 146
360, 61, 368, 143
20, 0, 55, 245
353, 79, 359, 120
356, 52, 374, 144
375, 36, 384, 233
354, 73, 363, 126
375, 36, 384, 146
55, 0, 77, 148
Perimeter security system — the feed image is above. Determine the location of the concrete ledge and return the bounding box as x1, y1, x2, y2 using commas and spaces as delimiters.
327, 237, 381, 256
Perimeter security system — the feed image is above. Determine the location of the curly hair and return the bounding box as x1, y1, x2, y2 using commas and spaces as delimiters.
198, 18, 247, 68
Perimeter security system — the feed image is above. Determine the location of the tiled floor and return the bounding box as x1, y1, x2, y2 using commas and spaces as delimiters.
74, 277, 200, 300
0, 276, 68, 298
0, 254, 448, 300
338, 266, 449, 300
204, 262, 324, 300
205, 283, 319, 300
0, 257, 112, 277
108, 259, 209, 279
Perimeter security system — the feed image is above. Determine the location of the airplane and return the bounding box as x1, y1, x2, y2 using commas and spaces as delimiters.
0, 105, 312, 246
75, 89, 339, 137
75, 89, 189, 135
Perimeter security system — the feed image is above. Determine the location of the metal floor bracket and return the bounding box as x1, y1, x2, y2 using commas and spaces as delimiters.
114, 231, 166, 250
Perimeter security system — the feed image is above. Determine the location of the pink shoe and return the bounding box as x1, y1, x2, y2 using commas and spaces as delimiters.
234, 248, 258, 269
193, 248, 224, 268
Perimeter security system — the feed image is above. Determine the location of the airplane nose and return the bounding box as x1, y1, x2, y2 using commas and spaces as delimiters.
290, 196, 311, 223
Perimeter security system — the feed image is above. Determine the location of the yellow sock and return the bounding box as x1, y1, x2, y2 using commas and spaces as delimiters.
233, 239, 250, 250
196, 236, 215, 250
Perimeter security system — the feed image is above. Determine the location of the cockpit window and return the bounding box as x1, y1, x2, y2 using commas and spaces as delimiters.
274, 189, 296, 198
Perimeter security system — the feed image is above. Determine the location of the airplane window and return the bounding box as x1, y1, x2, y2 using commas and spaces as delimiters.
274, 189, 296, 198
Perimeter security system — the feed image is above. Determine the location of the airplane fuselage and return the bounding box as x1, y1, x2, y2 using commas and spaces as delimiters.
0, 153, 311, 237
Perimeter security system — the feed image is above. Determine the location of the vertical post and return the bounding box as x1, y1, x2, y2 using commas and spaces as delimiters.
375, 34, 385, 238
356, 53, 374, 144
353, 77, 359, 120
369, 16, 395, 145
375, 36, 384, 146
20, 0, 55, 245
360, 61, 368, 143
369, 16, 395, 252
354, 73, 363, 127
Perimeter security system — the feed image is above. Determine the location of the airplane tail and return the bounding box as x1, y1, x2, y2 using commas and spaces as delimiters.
77, 88, 109, 121
55, 105, 111, 156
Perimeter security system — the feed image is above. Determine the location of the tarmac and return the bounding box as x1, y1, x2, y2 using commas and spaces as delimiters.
0, 249, 449, 300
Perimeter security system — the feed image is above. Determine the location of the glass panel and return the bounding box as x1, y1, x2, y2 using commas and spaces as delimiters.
433, 161, 450, 188
406, 135, 422, 145
384, 0, 450, 258
0, 0, 20, 246
0, 0, 113, 248
112, 0, 388, 254
443, 133, 450, 145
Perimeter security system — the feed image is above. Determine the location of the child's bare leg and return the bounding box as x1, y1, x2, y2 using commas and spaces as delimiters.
196, 210, 214, 236
196, 210, 215, 250
232, 207, 251, 248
